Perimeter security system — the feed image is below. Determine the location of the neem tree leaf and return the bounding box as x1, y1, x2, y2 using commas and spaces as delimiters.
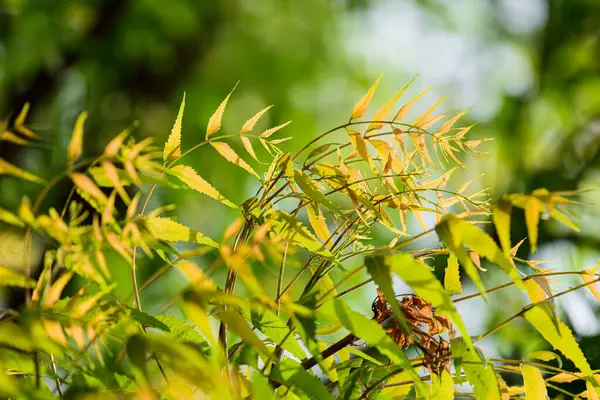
272, 359, 333, 400
142, 216, 218, 248
521, 365, 547, 400
524, 303, 592, 377
67, 111, 87, 164
164, 92, 185, 161
170, 164, 237, 208
0, 266, 36, 288
452, 338, 501, 400
269, 211, 333, 258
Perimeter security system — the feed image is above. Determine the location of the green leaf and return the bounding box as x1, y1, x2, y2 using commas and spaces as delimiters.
444, 252, 462, 295
128, 308, 170, 332
126, 334, 150, 387
67, 111, 87, 164
271, 359, 333, 400
269, 211, 333, 258
452, 338, 501, 400
164, 92, 185, 161
251, 308, 306, 360
155, 314, 210, 350
436, 216, 486, 298
214, 310, 271, 356
142, 216, 218, 247
459, 218, 525, 290
521, 365, 547, 400
492, 197, 512, 254
294, 170, 337, 212
251, 373, 276, 400
320, 298, 426, 397
171, 165, 237, 208
0, 266, 36, 288
383, 253, 473, 352
524, 303, 592, 376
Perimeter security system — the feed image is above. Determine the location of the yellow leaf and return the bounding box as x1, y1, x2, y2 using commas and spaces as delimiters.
14, 102, 39, 139
524, 303, 592, 377
171, 165, 237, 208
307, 203, 330, 244
582, 262, 600, 302
0, 158, 46, 184
164, 92, 185, 161
521, 365, 547, 400
67, 111, 88, 164
525, 196, 540, 253
0, 265, 36, 288
240, 105, 273, 133
413, 97, 446, 127
104, 127, 132, 157
71, 172, 107, 204
394, 88, 431, 121
346, 129, 374, 169
143, 216, 218, 247
351, 75, 382, 120
206, 83, 238, 139
240, 136, 258, 161
367, 76, 416, 132
211, 141, 260, 179
444, 252, 462, 295
493, 198, 512, 254
44, 272, 73, 308
259, 120, 291, 138
437, 109, 470, 136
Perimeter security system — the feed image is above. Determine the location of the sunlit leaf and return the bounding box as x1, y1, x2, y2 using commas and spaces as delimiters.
206, 83, 238, 139
394, 88, 431, 121
0, 265, 36, 288
142, 216, 218, 247
251, 308, 306, 360
444, 252, 462, 295
171, 164, 237, 208
452, 338, 501, 400
71, 172, 107, 204
164, 92, 185, 161
269, 211, 333, 258
430, 370, 454, 400
524, 303, 592, 376
211, 141, 260, 179
0, 158, 45, 184
493, 197, 512, 254
294, 170, 336, 212
351, 75, 382, 120
14, 102, 39, 139
367, 76, 415, 132
67, 111, 88, 164
307, 203, 330, 244
260, 121, 291, 138
525, 196, 540, 253
241, 105, 273, 134
582, 262, 600, 302
521, 365, 547, 400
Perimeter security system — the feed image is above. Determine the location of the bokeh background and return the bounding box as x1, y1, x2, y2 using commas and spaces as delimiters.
1, 0, 600, 395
